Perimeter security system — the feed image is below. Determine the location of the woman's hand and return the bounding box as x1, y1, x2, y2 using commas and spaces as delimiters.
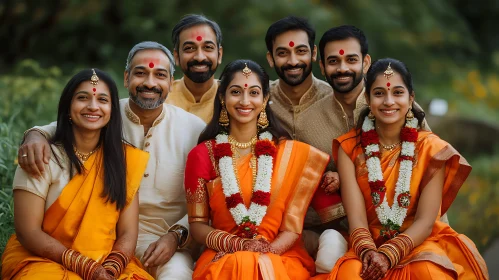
92, 265, 116, 280
243, 238, 270, 253
360, 250, 390, 280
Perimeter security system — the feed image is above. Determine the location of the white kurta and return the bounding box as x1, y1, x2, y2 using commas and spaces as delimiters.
34, 98, 206, 279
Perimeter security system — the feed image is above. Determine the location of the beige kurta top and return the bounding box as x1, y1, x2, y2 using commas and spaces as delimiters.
166, 77, 218, 123
35, 99, 206, 238
13, 145, 71, 211
269, 76, 367, 171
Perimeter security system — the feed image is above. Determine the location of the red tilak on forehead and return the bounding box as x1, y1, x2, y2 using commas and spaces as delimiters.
149, 62, 155, 68
92, 88, 96, 92
387, 82, 391, 87
289, 41, 295, 47
244, 83, 248, 88
196, 36, 202, 41
339, 49, 345, 55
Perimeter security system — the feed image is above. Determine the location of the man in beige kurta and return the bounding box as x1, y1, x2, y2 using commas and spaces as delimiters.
166, 14, 223, 123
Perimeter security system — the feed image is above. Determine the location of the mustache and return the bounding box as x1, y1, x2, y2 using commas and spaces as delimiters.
281, 63, 306, 71
330, 72, 355, 79
136, 86, 162, 94
187, 60, 213, 68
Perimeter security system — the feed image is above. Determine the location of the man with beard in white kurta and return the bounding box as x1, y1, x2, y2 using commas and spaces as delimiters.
17, 41, 205, 279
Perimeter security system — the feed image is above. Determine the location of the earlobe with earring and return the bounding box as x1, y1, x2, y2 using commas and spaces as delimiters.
257, 101, 269, 130
406, 106, 414, 121
218, 98, 230, 127
368, 106, 375, 120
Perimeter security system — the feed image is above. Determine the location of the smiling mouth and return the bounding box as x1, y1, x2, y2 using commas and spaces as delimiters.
285, 68, 303, 74
380, 109, 399, 115
334, 76, 352, 82
82, 114, 101, 120
236, 108, 254, 114
191, 65, 209, 72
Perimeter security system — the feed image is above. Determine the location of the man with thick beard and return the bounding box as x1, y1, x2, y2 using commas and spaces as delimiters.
166, 14, 223, 123
17, 41, 205, 279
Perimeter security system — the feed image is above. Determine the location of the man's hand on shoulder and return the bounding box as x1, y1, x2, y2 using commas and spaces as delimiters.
18, 130, 51, 179
142, 232, 178, 268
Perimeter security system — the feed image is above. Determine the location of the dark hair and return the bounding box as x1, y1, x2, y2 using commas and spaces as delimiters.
51, 68, 127, 210
172, 14, 223, 51
356, 58, 425, 131
319, 25, 368, 63
265, 16, 315, 54
198, 60, 290, 144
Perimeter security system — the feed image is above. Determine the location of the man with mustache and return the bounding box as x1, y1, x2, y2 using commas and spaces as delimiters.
166, 14, 223, 123
17, 41, 206, 279
265, 17, 349, 273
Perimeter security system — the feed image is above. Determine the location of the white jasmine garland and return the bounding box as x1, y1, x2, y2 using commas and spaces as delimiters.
215, 133, 274, 227
362, 116, 418, 233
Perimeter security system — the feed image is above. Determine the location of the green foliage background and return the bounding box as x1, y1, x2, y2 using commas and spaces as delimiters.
1, 0, 498, 258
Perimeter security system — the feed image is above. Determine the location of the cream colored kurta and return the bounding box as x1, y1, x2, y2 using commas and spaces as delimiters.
269, 75, 367, 172
33, 98, 206, 279
166, 77, 218, 123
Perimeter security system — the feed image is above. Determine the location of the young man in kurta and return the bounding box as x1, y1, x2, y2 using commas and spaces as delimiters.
17, 42, 205, 280
166, 14, 223, 123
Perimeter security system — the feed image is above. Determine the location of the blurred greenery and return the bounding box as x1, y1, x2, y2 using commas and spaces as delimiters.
0, 0, 498, 257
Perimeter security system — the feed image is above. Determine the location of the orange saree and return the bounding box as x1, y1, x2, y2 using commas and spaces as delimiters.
185, 139, 329, 280
324, 130, 488, 280
1, 145, 154, 280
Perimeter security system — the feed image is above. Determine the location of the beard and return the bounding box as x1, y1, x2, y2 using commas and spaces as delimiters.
184, 59, 218, 83
274, 60, 312, 87
326, 69, 364, 94
129, 85, 165, 109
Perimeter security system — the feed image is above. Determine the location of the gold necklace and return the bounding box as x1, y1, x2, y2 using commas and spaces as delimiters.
380, 142, 401, 151
228, 135, 257, 149
73, 145, 99, 162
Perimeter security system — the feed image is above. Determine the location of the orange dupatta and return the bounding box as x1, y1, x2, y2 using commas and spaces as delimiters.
2, 145, 153, 280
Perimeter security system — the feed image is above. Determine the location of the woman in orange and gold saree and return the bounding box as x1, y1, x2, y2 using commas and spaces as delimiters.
326, 58, 488, 280
2, 69, 153, 280
184, 60, 330, 280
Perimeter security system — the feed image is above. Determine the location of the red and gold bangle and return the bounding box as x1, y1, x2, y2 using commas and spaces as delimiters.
350, 227, 377, 260
102, 250, 130, 277
378, 233, 414, 268
206, 229, 246, 253
61, 249, 100, 280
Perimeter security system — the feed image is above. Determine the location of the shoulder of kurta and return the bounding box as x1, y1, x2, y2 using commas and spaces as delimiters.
313, 77, 334, 98
165, 104, 206, 134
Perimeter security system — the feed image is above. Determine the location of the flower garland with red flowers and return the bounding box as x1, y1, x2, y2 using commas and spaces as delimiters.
214, 132, 276, 238
361, 116, 418, 240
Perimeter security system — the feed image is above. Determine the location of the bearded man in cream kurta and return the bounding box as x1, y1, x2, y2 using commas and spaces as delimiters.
19, 42, 205, 280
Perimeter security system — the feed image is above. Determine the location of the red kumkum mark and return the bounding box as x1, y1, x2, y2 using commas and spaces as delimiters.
196, 36, 202, 41
289, 41, 295, 47
244, 83, 248, 88
92, 88, 96, 92
387, 82, 391, 87
339, 49, 345, 55
149, 62, 154, 68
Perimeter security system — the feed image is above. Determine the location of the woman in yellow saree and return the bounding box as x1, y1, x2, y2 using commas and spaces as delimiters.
2, 69, 153, 280
326, 58, 488, 280
184, 60, 329, 279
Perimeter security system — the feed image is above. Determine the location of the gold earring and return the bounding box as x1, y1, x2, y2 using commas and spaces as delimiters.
406, 107, 414, 120
219, 99, 229, 127
257, 103, 269, 130
368, 107, 375, 120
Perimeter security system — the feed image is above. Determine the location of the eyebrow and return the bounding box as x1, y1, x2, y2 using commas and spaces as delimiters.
372, 85, 406, 91
182, 40, 216, 47
133, 65, 169, 74
75, 91, 110, 97
326, 54, 360, 60
229, 85, 262, 90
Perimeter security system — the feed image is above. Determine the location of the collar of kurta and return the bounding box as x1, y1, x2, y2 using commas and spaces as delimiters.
274, 75, 321, 107
178, 77, 218, 104
124, 100, 166, 127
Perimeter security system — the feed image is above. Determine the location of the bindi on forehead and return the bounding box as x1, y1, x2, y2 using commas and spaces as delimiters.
339, 49, 345, 55
136, 57, 162, 68
387, 82, 391, 90
289, 41, 295, 47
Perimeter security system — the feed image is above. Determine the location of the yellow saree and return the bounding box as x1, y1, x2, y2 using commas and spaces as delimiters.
2, 145, 153, 280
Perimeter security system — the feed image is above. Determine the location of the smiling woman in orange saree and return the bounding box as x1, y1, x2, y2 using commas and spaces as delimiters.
184, 60, 329, 280
325, 59, 488, 280
2, 69, 153, 280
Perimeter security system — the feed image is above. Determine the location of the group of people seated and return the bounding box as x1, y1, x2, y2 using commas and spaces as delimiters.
1, 14, 489, 280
